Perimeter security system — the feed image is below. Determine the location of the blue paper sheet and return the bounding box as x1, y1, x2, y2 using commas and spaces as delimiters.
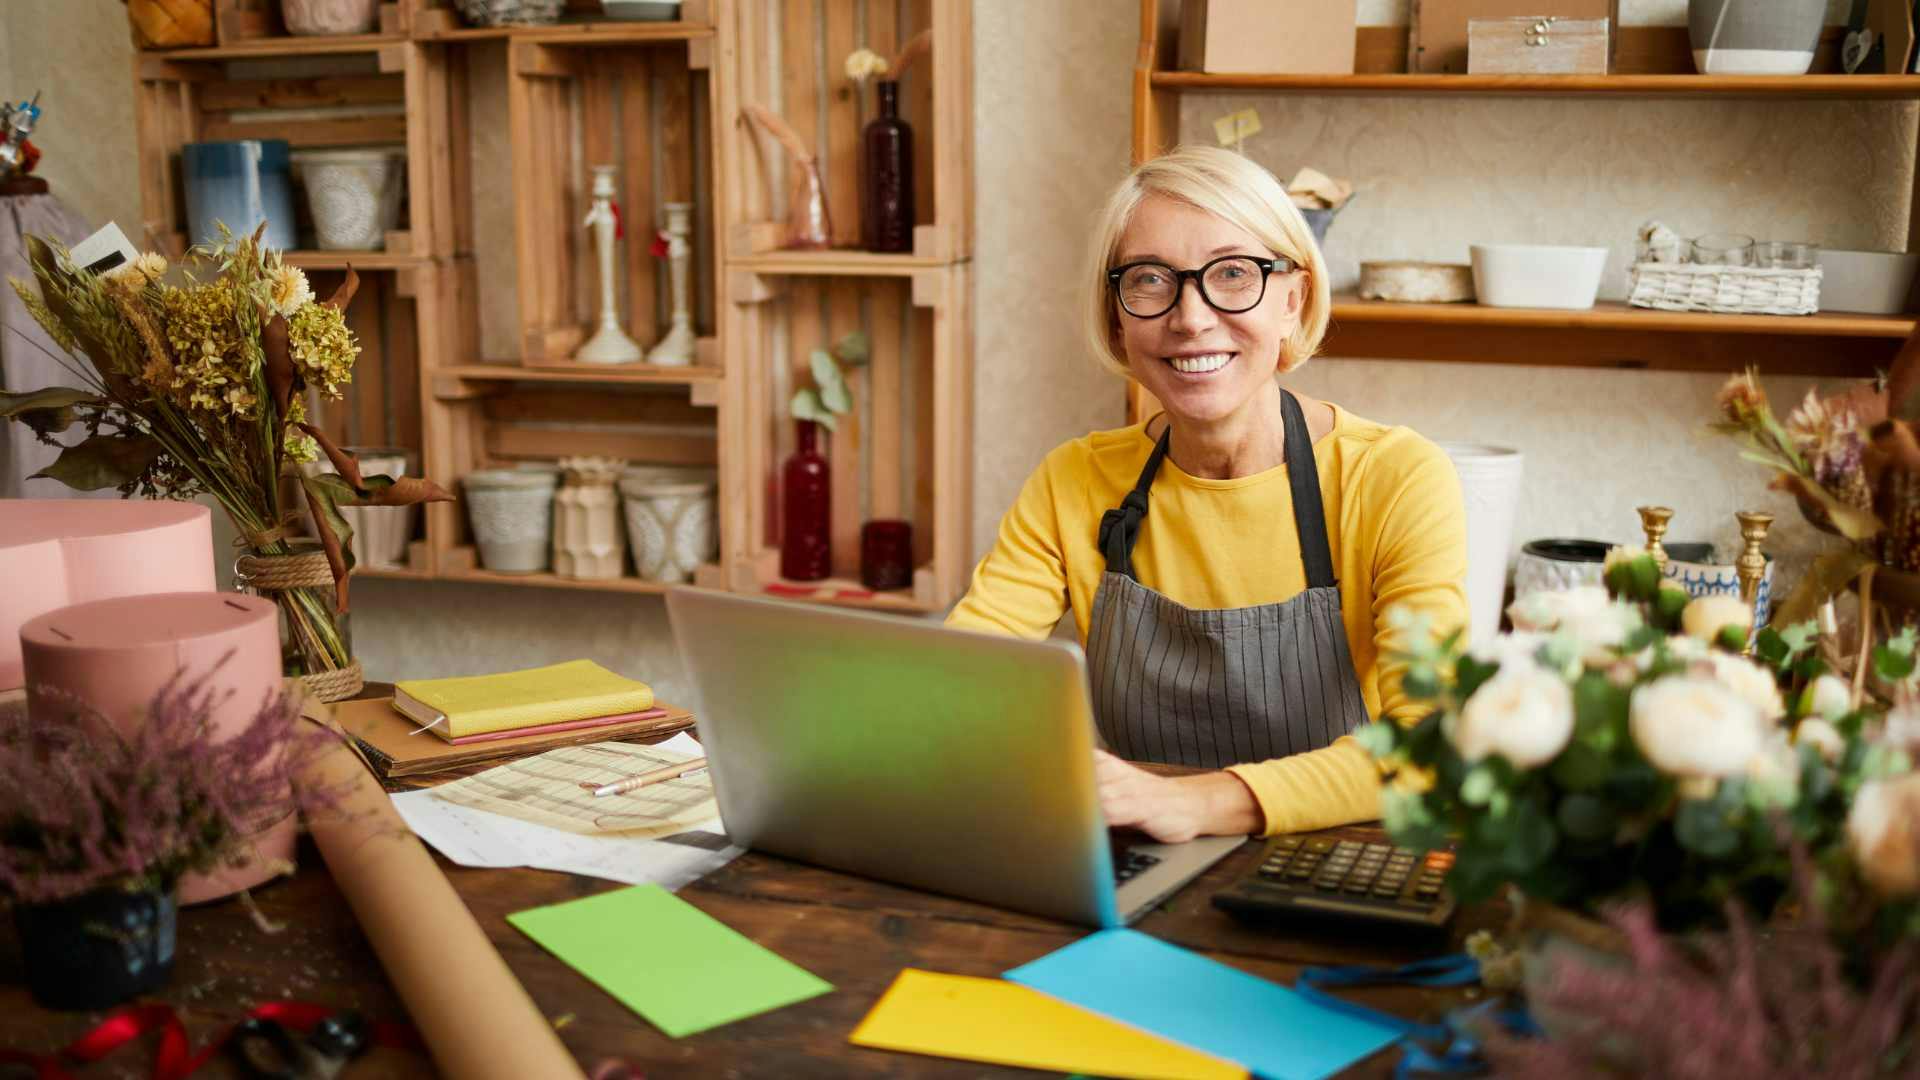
1005, 929, 1400, 1080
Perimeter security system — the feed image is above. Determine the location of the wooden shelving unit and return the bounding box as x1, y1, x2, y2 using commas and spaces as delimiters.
1128, 0, 1920, 418
128, 0, 973, 609
714, 0, 973, 612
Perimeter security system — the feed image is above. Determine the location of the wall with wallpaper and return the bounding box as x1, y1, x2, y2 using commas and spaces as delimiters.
11, 0, 1909, 710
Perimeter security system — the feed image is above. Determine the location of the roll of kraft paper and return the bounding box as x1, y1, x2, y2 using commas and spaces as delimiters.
295, 717, 586, 1080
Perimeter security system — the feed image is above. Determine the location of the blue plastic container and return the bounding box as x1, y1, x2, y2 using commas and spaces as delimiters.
181, 140, 297, 251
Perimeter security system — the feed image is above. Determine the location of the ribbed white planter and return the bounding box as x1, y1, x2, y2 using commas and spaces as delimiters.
1437, 442, 1524, 647
293, 148, 404, 251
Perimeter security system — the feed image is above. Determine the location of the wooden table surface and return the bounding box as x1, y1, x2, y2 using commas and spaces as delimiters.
0, 709, 1501, 1078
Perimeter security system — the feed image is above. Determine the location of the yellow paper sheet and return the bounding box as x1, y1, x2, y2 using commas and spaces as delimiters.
849, 969, 1246, 1080
430, 741, 715, 837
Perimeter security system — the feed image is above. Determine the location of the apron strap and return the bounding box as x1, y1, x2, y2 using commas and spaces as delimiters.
1097, 427, 1172, 578
1280, 389, 1338, 590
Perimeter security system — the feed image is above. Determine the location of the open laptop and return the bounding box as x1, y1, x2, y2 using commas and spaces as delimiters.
665, 586, 1243, 928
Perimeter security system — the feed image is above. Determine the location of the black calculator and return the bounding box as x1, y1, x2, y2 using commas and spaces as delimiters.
1211, 834, 1457, 930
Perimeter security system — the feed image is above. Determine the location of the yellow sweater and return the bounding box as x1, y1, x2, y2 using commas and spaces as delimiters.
947, 404, 1468, 835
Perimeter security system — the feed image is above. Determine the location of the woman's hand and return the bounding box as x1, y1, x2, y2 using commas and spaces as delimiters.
1094, 749, 1264, 843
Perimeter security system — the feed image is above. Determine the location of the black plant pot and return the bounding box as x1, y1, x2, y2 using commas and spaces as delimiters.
14, 888, 177, 1010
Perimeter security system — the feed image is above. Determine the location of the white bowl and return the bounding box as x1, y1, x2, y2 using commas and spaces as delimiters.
1470, 244, 1608, 309
1815, 249, 1920, 314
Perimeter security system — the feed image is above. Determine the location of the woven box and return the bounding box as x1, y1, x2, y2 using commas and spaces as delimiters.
1627, 263, 1822, 316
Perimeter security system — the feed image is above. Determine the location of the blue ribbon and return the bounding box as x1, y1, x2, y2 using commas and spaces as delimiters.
1294, 954, 1539, 1079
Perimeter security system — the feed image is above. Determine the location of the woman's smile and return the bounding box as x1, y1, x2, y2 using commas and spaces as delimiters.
1164, 350, 1236, 375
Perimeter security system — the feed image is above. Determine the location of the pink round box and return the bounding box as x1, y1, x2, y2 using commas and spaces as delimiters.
2, 500, 217, 691
20, 591, 299, 905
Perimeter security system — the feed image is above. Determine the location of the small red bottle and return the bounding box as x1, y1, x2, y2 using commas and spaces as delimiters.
780, 419, 832, 581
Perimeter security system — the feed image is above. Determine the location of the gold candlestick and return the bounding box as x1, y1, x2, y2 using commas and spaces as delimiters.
1736, 510, 1773, 612
1637, 506, 1674, 573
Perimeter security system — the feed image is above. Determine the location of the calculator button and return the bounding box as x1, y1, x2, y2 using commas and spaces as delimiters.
1312, 875, 1343, 891
1286, 867, 1314, 880
1305, 839, 1336, 854
1372, 883, 1402, 898
1333, 840, 1362, 853
1393, 847, 1420, 858
1276, 837, 1303, 849
1363, 843, 1390, 856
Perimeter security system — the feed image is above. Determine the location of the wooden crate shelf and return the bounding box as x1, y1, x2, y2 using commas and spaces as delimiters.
507, 36, 716, 364
129, 0, 973, 603
1126, 0, 1920, 422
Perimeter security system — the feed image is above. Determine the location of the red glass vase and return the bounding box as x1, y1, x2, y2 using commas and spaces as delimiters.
859, 80, 914, 253
781, 420, 832, 581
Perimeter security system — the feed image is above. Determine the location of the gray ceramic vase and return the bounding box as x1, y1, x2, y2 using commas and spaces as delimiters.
1689, 0, 1825, 75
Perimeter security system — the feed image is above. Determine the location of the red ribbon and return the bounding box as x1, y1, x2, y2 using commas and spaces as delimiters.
0, 1001, 420, 1080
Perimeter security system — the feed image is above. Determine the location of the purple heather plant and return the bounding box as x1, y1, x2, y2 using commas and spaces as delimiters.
1483, 833, 1920, 1077
0, 663, 347, 905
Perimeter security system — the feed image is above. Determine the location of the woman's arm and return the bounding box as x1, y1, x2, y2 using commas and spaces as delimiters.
945, 454, 1073, 640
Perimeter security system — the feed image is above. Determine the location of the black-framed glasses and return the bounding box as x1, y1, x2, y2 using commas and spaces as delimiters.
1107, 254, 1295, 319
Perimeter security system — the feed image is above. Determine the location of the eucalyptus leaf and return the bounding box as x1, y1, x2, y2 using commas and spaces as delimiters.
1503, 804, 1557, 873
1460, 765, 1496, 806
29, 433, 163, 491
791, 388, 839, 432
833, 330, 870, 365
1675, 797, 1740, 858
1550, 741, 1612, 791
1352, 721, 1398, 759
1556, 793, 1617, 842
810, 349, 852, 414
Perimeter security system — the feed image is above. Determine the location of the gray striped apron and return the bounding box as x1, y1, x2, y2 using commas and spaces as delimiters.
1086, 390, 1371, 768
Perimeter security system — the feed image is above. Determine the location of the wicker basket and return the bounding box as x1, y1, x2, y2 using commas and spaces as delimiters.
455, 0, 562, 25
1627, 262, 1822, 316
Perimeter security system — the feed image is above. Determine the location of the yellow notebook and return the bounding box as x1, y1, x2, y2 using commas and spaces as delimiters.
392, 660, 656, 741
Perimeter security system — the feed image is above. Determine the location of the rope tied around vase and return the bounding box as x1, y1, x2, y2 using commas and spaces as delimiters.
234, 548, 363, 703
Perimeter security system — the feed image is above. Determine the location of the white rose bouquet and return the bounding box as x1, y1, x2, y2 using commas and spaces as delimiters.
1360, 547, 1920, 941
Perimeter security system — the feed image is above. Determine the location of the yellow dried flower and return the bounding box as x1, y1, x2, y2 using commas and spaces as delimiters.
282, 394, 317, 462
107, 252, 170, 288
267, 265, 313, 318
224, 386, 258, 418
286, 302, 357, 399
845, 47, 888, 82
11, 278, 76, 354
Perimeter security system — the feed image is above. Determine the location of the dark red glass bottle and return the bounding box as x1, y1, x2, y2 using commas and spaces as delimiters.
780, 419, 832, 581
860, 80, 914, 253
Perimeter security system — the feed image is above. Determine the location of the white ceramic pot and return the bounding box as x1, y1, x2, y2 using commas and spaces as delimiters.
281, 0, 380, 35
619, 467, 717, 584
1689, 0, 1823, 75
464, 469, 558, 574
1665, 557, 1774, 628
1470, 244, 1607, 309
1437, 443, 1523, 648
292, 149, 404, 251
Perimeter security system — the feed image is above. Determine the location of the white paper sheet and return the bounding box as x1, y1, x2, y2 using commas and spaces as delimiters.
391, 735, 739, 890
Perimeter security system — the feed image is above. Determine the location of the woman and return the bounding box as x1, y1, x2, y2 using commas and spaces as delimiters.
947, 145, 1467, 844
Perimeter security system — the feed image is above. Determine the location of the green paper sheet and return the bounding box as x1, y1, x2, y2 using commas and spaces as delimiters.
507, 884, 833, 1037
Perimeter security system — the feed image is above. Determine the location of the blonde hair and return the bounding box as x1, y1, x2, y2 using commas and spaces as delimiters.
1081, 145, 1331, 380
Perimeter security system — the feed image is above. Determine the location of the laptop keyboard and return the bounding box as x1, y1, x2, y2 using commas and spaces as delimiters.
1113, 848, 1162, 885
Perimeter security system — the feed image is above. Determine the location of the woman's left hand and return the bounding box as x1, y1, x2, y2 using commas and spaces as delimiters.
1094, 749, 1263, 843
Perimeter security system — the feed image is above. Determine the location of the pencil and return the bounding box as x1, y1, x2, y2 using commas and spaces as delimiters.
590, 757, 708, 798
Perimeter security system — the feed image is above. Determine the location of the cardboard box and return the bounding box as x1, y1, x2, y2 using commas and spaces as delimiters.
1179, 0, 1359, 74
1411, 0, 1618, 73
1468, 16, 1611, 73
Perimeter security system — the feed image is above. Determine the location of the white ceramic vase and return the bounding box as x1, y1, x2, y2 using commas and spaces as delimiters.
1689, 0, 1824, 74
1437, 443, 1523, 648
282, 0, 379, 35
619, 466, 716, 583
464, 469, 558, 574
553, 458, 627, 580
293, 148, 404, 251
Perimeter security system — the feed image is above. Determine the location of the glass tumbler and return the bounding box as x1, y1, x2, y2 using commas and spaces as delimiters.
1755, 241, 1815, 269
1691, 233, 1754, 267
